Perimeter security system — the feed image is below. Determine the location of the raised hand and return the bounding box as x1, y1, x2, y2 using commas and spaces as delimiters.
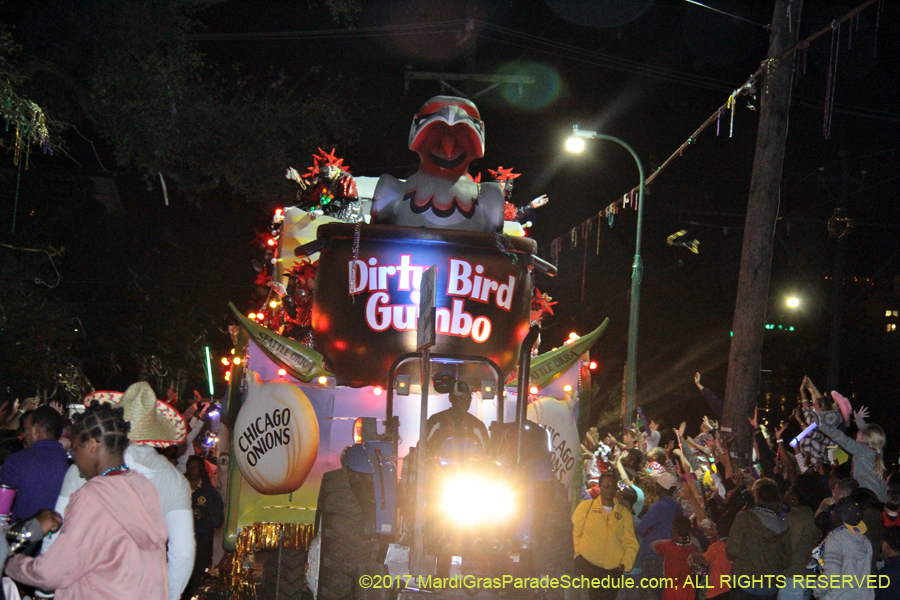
748, 408, 758, 429
854, 406, 870, 421
775, 421, 789, 439
581, 444, 594, 460
530, 194, 549, 208
694, 373, 703, 390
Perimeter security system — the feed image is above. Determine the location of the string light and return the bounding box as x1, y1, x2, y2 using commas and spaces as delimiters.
564, 384, 572, 392
529, 386, 538, 394
589, 361, 597, 370
278, 368, 287, 377
233, 357, 242, 365
373, 386, 383, 396
269, 300, 278, 308
318, 376, 328, 384
248, 312, 257, 319
220, 357, 229, 366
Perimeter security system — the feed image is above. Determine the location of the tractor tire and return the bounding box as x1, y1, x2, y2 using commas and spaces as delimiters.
532, 479, 574, 580
260, 547, 310, 600
352, 562, 392, 600
316, 468, 381, 600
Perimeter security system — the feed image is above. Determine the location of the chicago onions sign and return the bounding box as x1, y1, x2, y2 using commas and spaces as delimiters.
234, 372, 320, 495
310, 224, 535, 387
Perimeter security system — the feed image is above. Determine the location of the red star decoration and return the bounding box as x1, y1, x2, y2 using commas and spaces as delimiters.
289, 259, 318, 282
487, 166, 521, 181
531, 288, 557, 315
315, 147, 350, 172
301, 148, 352, 180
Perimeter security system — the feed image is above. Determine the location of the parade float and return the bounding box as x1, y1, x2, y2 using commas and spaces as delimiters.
215, 97, 607, 600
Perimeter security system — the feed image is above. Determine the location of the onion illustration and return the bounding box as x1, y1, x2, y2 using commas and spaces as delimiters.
233, 371, 320, 495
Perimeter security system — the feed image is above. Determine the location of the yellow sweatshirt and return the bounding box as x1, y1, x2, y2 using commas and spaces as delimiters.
572, 498, 639, 571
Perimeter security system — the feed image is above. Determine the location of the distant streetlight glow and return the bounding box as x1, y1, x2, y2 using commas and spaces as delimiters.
565, 136, 585, 153
786, 297, 800, 308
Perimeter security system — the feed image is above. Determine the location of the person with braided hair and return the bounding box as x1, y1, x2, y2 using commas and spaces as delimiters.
47, 383, 194, 600
5, 401, 169, 600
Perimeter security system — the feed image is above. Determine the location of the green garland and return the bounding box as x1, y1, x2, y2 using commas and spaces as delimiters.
0, 78, 50, 165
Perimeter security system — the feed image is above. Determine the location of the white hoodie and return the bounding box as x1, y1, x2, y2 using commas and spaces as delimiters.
822, 526, 874, 600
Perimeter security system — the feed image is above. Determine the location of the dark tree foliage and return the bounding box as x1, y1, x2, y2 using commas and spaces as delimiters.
0, 1, 359, 399
5, 0, 356, 201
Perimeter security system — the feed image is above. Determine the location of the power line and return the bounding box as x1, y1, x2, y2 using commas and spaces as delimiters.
185, 20, 468, 41
476, 33, 733, 93
681, 0, 770, 29
187, 19, 745, 94
540, 0, 885, 248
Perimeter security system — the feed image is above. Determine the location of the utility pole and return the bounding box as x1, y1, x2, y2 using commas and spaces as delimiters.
722, 0, 802, 465
825, 150, 851, 392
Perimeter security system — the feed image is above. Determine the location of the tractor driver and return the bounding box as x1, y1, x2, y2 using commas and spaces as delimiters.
425, 380, 489, 456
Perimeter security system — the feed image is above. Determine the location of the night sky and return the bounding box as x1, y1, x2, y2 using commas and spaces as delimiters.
3, 1, 899, 458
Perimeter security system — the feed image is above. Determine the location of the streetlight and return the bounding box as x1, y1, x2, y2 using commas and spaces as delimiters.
566, 125, 646, 428
786, 296, 800, 309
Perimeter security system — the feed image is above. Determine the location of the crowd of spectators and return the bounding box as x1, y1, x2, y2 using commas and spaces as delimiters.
574, 374, 900, 600
0, 382, 223, 600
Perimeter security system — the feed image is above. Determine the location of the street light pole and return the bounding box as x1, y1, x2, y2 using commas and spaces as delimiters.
567, 126, 646, 428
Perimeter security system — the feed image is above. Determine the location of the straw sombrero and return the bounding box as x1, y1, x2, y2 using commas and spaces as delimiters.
83, 382, 187, 447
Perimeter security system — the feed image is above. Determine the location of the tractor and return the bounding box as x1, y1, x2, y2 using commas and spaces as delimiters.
302, 224, 573, 599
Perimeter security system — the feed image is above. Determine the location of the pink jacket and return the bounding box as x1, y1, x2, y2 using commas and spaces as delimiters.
6, 470, 169, 600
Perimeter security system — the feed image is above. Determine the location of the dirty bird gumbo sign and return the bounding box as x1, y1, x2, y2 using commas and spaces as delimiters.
310, 225, 535, 387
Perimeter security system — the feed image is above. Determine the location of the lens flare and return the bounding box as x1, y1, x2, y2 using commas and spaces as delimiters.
498, 61, 562, 111
439, 473, 517, 525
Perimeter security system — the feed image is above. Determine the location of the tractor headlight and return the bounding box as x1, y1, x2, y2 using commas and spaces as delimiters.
438, 473, 516, 525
